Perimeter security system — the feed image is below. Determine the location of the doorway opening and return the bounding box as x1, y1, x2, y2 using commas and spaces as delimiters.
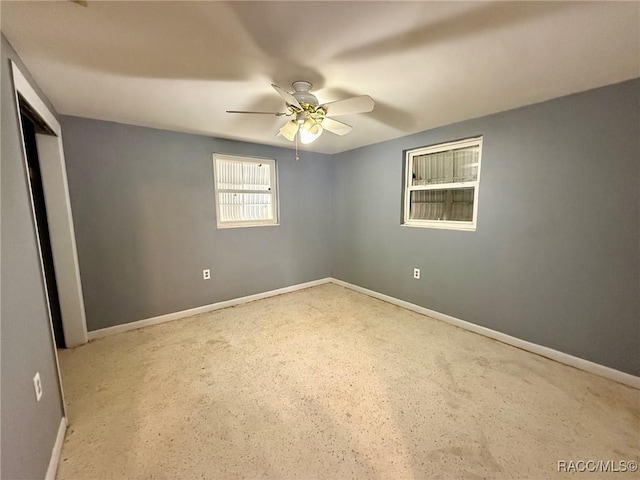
19, 99, 66, 348
12, 60, 89, 427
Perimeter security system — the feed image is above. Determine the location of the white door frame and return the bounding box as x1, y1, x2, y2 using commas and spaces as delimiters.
11, 62, 88, 350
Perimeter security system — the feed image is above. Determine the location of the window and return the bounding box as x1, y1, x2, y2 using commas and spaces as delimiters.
403, 136, 482, 231
213, 154, 278, 228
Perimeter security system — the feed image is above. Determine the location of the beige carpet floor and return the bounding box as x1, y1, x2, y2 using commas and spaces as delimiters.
57, 284, 639, 479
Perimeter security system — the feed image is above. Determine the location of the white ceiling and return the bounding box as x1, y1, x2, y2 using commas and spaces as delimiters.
2, 1, 639, 154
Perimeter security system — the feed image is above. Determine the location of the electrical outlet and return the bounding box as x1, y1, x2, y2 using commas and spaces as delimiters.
413, 268, 421, 279
33, 372, 43, 402
203, 269, 211, 280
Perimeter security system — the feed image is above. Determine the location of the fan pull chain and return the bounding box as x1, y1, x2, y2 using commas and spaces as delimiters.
295, 132, 300, 161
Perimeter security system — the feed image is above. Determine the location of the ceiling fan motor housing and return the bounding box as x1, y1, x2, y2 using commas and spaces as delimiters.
291, 81, 318, 106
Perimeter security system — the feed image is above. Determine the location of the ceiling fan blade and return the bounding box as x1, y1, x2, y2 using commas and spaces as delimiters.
321, 117, 352, 136
70, 0, 88, 6
226, 110, 288, 116
272, 84, 302, 110
323, 95, 375, 117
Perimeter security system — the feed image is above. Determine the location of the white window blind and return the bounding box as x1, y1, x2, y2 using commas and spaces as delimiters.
213, 154, 278, 228
403, 137, 482, 231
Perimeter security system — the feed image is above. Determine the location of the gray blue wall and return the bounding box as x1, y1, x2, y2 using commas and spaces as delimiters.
60, 117, 333, 331
60, 80, 640, 376
1, 34, 66, 480
331, 79, 640, 376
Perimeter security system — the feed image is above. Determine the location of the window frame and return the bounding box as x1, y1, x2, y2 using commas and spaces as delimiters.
213, 153, 279, 229
402, 136, 483, 231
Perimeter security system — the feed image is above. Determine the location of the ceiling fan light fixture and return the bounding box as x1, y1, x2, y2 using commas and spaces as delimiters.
279, 120, 299, 142
228, 81, 375, 147
299, 118, 323, 144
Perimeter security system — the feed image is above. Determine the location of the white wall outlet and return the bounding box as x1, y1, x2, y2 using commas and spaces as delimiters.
33, 372, 43, 402
203, 269, 211, 280
413, 268, 421, 279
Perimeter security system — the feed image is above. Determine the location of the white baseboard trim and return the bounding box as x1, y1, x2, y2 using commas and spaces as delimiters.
45, 417, 66, 480
87, 278, 332, 341
330, 278, 640, 389
85, 276, 638, 389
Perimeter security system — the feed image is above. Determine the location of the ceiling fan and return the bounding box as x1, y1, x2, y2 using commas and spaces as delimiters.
227, 81, 375, 145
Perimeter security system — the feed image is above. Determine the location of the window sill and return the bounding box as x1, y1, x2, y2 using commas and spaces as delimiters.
216, 222, 280, 229
402, 221, 476, 232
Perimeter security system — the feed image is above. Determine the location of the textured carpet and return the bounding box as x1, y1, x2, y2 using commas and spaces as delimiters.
57, 284, 639, 479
